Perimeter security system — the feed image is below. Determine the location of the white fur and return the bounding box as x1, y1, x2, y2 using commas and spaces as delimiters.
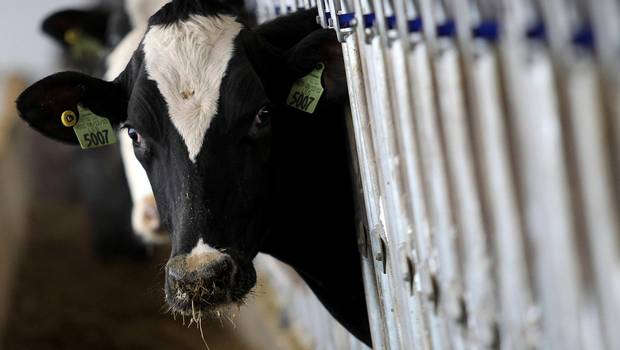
190, 238, 219, 256
142, 15, 242, 162
119, 126, 152, 201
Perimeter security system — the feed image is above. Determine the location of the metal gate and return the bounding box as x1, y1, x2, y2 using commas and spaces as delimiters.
252, 0, 620, 349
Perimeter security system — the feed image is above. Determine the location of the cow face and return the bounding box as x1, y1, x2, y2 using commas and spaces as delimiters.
17, 1, 345, 320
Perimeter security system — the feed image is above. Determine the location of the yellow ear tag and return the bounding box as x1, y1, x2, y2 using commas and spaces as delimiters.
64, 28, 104, 60
286, 63, 325, 114
64, 28, 80, 45
72, 105, 117, 149
61, 110, 77, 127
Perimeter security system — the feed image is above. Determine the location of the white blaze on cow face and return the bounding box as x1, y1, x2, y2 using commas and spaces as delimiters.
190, 238, 219, 256
142, 15, 242, 162
186, 238, 227, 272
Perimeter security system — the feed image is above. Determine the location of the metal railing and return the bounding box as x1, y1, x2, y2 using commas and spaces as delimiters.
252, 0, 620, 349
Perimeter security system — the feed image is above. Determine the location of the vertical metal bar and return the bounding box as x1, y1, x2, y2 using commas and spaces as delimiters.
348, 0, 436, 347
340, 0, 403, 347
371, 0, 438, 348
563, 59, 620, 350
538, 1, 620, 349
414, 0, 476, 348
346, 101, 390, 349
497, 0, 587, 348
439, 0, 503, 348
588, 0, 620, 184
441, 1, 540, 348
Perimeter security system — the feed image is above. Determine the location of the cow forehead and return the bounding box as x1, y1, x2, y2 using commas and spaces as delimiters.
142, 14, 242, 162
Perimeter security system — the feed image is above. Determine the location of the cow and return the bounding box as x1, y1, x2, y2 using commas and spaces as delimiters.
16, 0, 371, 345
39, 0, 147, 259
42, 0, 172, 245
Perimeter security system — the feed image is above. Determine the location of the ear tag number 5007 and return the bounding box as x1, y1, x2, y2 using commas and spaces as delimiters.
73, 105, 117, 149
287, 63, 325, 114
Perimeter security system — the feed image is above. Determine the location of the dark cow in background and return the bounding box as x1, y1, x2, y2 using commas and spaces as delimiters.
17, 0, 371, 345
39, 0, 145, 259
41, 0, 130, 76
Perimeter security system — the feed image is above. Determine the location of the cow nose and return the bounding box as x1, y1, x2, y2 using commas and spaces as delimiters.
142, 200, 160, 229
132, 195, 168, 244
165, 248, 236, 307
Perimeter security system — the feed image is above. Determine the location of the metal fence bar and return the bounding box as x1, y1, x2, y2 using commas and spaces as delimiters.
497, 1, 585, 349
440, 0, 503, 347
379, 1, 450, 348
351, 0, 439, 347
584, 1, 620, 346
343, 44, 395, 349
337, 0, 427, 347
442, 2, 539, 348
588, 0, 620, 186
539, 1, 620, 349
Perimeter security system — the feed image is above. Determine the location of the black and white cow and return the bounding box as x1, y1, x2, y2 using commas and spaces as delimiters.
17, 0, 370, 345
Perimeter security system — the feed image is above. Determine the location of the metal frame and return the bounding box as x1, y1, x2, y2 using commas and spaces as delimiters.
250, 1, 620, 349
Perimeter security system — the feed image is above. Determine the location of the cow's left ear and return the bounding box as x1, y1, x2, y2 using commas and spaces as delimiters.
42, 8, 111, 48
16, 71, 127, 144
284, 29, 348, 104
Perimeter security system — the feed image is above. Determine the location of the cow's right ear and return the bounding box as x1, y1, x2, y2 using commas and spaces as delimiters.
16, 71, 127, 144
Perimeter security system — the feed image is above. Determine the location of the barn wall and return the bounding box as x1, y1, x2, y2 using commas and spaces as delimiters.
252, 1, 620, 349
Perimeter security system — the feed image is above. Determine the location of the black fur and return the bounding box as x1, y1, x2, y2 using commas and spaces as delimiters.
149, 0, 233, 26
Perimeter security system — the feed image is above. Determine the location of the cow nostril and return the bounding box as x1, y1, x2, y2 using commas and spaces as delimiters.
166, 255, 187, 281
167, 267, 184, 281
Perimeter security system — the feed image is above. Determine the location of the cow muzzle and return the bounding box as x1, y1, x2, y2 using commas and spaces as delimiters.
132, 195, 168, 244
164, 248, 256, 318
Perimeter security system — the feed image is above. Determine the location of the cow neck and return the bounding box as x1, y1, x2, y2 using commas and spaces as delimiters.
261, 103, 359, 277
259, 103, 371, 345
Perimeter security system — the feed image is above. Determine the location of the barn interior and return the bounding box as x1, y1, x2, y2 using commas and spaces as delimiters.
6, 0, 618, 349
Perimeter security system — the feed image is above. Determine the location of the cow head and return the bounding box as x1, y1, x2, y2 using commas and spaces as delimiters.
17, 0, 345, 319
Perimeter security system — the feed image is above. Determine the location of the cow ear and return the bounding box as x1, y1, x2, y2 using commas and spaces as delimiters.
284, 29, 347, 104
16, 71, 127, 145
42, 8, 111, 48
254, 9, 321, 50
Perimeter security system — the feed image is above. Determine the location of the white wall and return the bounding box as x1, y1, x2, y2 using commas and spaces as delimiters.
0, 0, 94, 78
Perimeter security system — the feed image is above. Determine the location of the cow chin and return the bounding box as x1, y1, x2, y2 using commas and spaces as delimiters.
164, 250, 256, 319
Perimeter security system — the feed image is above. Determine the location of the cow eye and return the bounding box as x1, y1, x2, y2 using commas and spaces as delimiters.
248, 105, 272, 139
127, 127, 142, 144
254, 105, 270, 126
